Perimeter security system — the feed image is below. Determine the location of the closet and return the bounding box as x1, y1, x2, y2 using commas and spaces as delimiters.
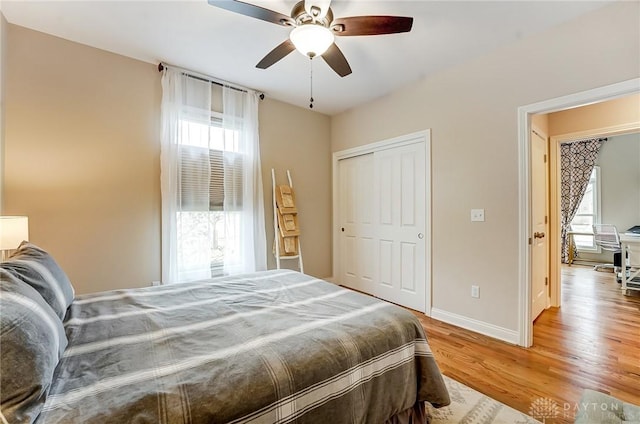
333, 131, 430, 313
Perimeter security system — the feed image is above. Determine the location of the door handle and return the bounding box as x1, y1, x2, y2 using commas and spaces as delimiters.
418, 233, 424, 239
534, 232, 545, 239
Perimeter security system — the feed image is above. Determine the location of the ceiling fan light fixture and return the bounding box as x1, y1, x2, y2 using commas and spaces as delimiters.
289, 24, 334, 57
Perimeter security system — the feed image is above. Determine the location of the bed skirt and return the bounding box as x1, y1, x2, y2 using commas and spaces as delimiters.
385, 402, 430, 424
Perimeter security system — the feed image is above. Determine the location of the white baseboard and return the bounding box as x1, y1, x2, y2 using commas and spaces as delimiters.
430, 308, 519, 345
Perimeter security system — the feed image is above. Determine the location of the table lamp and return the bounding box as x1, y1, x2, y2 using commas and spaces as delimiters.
0, 216, 29, 261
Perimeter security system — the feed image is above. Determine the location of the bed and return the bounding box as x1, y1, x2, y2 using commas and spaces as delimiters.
0, 242, 450, 423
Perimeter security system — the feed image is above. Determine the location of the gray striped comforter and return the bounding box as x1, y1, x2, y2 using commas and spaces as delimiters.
37, 270, 449, 423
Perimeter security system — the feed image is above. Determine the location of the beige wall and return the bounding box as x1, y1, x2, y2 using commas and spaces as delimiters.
331, 1, 640, 332
259, 98, 332, 278
0, 10, 6, 210
531, 114, 549, 135
4, 25, 162, 294
3, 25, 332, 294
548, 94, 640, 136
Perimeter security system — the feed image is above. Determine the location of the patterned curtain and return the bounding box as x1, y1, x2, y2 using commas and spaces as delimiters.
560, 138, 605, 263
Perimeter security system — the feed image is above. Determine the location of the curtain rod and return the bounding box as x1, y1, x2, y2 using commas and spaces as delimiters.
158, 62, 265, 100
561, 137, 608, 145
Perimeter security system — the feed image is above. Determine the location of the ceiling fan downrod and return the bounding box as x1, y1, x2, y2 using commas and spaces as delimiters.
309, 56, 314, 109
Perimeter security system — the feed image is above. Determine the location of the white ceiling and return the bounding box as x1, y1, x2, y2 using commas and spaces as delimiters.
1, 0, 612, 115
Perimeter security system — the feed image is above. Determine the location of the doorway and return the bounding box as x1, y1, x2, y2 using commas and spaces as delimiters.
517, 78, 640, 347
549, 128, 640, 307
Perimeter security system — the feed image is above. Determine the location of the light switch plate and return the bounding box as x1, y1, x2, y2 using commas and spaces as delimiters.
471, 285, 480, 298
471, 209, 485, 222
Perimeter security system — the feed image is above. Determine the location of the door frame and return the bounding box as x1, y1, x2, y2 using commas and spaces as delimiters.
332, 130, 432, 315
517, 78, 640, 347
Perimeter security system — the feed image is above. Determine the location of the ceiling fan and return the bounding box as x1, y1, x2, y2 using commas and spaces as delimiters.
207, 0, 414, 77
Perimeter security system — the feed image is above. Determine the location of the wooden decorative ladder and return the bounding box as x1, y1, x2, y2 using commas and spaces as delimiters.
272, 169, 304, 272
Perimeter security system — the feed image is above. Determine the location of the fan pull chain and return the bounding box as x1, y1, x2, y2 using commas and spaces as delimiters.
309, 56, 314, 109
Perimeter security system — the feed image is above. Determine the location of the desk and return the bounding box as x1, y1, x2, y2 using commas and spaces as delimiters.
566, 230, 593, 266
620, 233, 640, 292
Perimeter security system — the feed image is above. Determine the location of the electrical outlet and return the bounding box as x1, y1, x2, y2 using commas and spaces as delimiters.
471, 285, 480, 298
471, 209, 485, 222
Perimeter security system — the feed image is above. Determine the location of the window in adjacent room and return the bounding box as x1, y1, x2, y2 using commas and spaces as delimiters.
570, 166, 601, 251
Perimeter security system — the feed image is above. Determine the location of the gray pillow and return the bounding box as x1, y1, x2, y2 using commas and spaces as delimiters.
0, 269, 68, 424
1, 241, 75, 319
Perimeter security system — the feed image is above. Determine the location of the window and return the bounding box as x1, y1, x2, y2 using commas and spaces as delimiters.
570, 166, 601, 251
161, 69, 265, 284
177, 115, 243, 278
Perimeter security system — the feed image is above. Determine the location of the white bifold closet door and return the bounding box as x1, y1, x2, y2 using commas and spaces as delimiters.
338, 140, 426, 312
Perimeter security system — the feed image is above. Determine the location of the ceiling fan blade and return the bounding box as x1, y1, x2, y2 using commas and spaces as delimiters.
321, 43, 352, 77
331, 16, 413, 36
207, 0, 293, 26
256, 39, 296, 69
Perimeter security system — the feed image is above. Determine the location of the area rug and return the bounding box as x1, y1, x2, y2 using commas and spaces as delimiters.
427, 376, 541, 424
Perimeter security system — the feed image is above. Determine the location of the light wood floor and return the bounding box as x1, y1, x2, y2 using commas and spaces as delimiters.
412, 265, 640, 423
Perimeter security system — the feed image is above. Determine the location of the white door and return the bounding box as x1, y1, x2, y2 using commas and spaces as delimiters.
337, 139, 427, 312
531, 129, 549, 321
373, 142, 426, 312
338, 153, 376, 294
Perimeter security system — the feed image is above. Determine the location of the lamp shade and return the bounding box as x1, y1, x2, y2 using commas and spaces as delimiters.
290, 24, 335, 57
0, 216, 29, 250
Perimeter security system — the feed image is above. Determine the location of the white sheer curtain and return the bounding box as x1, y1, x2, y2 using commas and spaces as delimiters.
160, 68, 266, 283
222, 86, 267, 275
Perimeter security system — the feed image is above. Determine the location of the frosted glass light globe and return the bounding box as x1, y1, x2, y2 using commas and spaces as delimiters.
290, 24, 335, 57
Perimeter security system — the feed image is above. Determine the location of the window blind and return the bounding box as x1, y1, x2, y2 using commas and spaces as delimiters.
179, 146, 243, 211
